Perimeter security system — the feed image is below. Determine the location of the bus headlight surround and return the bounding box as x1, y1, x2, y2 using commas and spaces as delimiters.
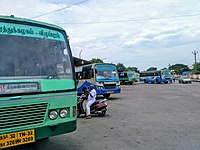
49, 110, 58, 120
59, 109, 68, 118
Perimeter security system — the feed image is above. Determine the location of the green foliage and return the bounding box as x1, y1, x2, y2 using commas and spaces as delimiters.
193, 62, 200, 74
116, 63, 126, 72
147, 67, 157, 71
88, 58, 138, 73
161, 67, 167, 70
90, 58, 103, 64
169, 64, 190, 75
126, 67, 139, 73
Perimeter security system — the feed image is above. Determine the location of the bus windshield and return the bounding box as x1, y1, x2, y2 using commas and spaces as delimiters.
127, 72, 134, 77
162, 70, 170, 76
0, 35, 73, 80
95, 64, 118, 79
96, 70, 118, 78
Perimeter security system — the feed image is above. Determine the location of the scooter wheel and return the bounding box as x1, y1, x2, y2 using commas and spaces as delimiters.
98, 110, 106, 117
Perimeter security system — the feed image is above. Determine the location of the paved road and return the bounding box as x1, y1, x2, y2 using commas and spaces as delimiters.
13, 82, 200, 150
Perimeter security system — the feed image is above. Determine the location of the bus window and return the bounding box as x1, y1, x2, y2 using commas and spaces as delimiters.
82, 66, 92, 79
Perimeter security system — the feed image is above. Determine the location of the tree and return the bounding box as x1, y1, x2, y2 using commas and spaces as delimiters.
90, 58, 103, 64
146, 67, 157, 71
116, 63, 126, 72
126, 66, 139, 73
161, 67, 167, 70
169, 64, 190, 75
193, 62, 200, 74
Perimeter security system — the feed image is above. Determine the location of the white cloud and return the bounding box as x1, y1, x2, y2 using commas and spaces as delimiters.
0, 0, 200, 70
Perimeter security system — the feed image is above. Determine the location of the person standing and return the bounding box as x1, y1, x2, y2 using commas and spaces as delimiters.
85, 85, 96, 119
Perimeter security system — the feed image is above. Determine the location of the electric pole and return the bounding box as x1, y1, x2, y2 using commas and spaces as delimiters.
79, 49, 83, 59
192, 50, 198, 64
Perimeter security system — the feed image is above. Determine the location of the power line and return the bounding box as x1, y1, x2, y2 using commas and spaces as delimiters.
58, 13, 200, 25
30, 0, 88, 19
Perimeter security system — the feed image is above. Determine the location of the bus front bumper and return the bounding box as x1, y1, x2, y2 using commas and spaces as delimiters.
97, 88, 121, 95
35, 120, 77, 140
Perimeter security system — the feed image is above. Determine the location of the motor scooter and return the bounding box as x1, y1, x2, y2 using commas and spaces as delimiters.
77, 94, 108, 118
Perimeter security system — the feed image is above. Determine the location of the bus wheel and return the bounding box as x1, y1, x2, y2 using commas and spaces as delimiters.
103, 94, 110, 99
144, 80, 147, 83
129, 81, 133, 85
156, 79, 161, 84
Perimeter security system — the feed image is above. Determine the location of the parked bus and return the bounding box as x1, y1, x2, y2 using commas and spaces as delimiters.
140, 69, 172, 83
0, 16, 77, 149
161, 69, 173, 81
76, 63, 121, 98
118, 71, 138, 85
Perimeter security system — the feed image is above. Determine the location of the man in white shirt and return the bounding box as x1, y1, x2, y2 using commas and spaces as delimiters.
85, 85, 96, 119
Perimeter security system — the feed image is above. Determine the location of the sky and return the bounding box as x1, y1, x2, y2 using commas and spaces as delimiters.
1, 0, 200, 71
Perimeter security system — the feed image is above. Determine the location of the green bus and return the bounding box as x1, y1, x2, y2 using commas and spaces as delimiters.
0, 16, 77, 149
118, 71, 138, 85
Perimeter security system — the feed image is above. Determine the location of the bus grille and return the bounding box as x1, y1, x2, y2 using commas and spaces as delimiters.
104, 84, 116, 89
0, 103, 48, 130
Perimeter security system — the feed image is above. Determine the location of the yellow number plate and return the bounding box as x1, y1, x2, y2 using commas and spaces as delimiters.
0, 129, 35, 149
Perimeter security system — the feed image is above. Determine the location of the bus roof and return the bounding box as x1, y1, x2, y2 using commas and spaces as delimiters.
0, 15, 64, 31
140, 70, 160, 74
119, 71, 135, 73
76, 63, 116, 67
95, 63, 116, 66
73, 57, 91, 67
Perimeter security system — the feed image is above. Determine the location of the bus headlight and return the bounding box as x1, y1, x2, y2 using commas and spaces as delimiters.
97, 86, 104, 90
59, 109, 68, 118
49, 110, 58, 120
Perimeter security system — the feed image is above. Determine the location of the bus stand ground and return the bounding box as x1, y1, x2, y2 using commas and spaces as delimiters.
10, 82, 200, 150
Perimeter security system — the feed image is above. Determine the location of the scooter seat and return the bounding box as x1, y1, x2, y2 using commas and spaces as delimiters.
91, 101, 99, 106
91, 102, 106, 110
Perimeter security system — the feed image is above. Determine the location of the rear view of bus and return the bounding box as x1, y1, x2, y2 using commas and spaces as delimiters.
0, 16, 77, 149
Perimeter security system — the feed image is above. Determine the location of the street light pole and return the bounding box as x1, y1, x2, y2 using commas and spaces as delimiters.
79, 49, 83, 59
102, 58, 107, 62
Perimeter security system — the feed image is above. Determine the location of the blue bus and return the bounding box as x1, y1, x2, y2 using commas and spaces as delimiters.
76, 63, 121, 98
140, 70, 172, 84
